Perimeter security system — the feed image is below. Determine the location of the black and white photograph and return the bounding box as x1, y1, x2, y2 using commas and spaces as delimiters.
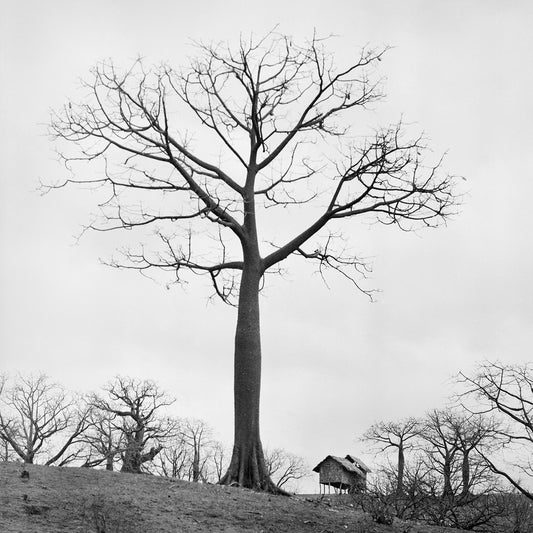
1, 1, 532, 531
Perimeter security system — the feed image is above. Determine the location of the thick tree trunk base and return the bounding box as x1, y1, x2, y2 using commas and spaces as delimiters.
219, 444, 289, 496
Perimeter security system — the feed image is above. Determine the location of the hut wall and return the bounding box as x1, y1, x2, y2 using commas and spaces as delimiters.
319, 460, 356, 487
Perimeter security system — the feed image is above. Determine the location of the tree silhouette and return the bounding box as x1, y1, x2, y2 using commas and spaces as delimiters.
89, 377, 176, 473
459, 362, 533, 500
50, 32, 457, 491
0, 374, 89, 465
264, 447, 308, 491
362, 417, 421, 495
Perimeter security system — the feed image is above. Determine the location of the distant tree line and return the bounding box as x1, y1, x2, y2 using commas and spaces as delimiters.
360, 361, 533, 532
0, 374, 307, 491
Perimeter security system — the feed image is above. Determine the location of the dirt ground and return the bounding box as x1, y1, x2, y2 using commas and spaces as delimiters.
0, 462, 465, 533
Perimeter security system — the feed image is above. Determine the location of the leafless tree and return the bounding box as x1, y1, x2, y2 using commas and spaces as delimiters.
414, 408, 507, 531
0, 377, 14, 462
361, 459, 434, 522
362, 417, 421, 495
90, 377, 176, 473
446, 412, 500, 498
0, 375, 11, 461
0, 440, 12, 461
210, 441, 228, 483
361, 408, 509, 529
154, 429, 191, 479
367, 452, 505, 529
264, 447, 308, 491
49, 31, 458, 491
0, 374, 90, 465
420, 410, 461, 499
79, 408, 125, 470
434, 412, 505, 530
180, 418, 212, 482
154, 419, 227, 483
459, 362, 533, 500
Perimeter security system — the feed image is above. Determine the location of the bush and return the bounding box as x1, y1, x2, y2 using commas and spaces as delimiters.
358, 493, 394, 526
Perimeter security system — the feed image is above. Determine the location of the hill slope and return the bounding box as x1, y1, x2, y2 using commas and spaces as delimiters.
0, 462, 464, 532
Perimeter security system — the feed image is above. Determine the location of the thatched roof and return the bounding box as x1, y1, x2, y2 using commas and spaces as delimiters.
344, 455, 371, 473
312, 455, 368, 478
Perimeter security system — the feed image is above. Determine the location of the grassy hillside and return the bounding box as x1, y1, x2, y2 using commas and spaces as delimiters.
0, 461, 465, 533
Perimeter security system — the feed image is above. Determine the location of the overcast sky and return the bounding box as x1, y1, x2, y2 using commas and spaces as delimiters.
1, 1, 532, 492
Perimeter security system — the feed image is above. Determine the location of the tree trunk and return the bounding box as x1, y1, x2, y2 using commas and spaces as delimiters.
442, 456, 453, 498
121, 446, 142, 473
192, 444, 200, 482
219, 169, 286, 494
121, 429, 144, 473
219, 259, 282, 493
24, 448, 35, 464
461, 451, 470, 497
397, 445, 405, 495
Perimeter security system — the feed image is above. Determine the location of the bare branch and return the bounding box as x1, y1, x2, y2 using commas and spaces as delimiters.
0, 374, 90, 465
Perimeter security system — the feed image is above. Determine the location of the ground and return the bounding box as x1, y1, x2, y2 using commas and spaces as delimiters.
0, 462, 467, 533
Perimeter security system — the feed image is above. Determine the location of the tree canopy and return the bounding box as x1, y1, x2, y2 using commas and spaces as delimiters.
50, 32, 458, 491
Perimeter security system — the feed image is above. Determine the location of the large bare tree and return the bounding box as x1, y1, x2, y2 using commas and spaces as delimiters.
49, 33, 457, 491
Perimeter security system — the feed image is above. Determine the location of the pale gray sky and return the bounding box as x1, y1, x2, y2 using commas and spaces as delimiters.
1, 1, 532, 492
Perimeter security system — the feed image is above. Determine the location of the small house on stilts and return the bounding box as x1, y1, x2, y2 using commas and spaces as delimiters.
313, 454, 371, 494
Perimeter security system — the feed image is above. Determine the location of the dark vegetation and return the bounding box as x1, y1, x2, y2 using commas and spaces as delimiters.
358, 362, 533, 532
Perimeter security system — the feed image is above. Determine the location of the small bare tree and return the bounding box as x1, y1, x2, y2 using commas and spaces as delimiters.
446, 412, 500, 497
459, 362, 533, 500
0, 375, 11, 461
210, 441, 228, 483
0, 440, 13, 461
90, 377, 176, 473
420, 410, 461, 499
0, 374, 90, 465
154, 419, 227, 483
362, 417, 421, 495
50, 32, 458, 490
154, 429, 191, 479
79, 408, 124, 470
180, 418, 212, 482
264, 448, 308, 491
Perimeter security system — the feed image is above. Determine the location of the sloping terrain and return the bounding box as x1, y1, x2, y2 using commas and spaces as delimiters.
0, 462, 465, 532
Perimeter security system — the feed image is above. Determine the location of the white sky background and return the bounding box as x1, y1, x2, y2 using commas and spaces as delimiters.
1, 1, 532, 492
